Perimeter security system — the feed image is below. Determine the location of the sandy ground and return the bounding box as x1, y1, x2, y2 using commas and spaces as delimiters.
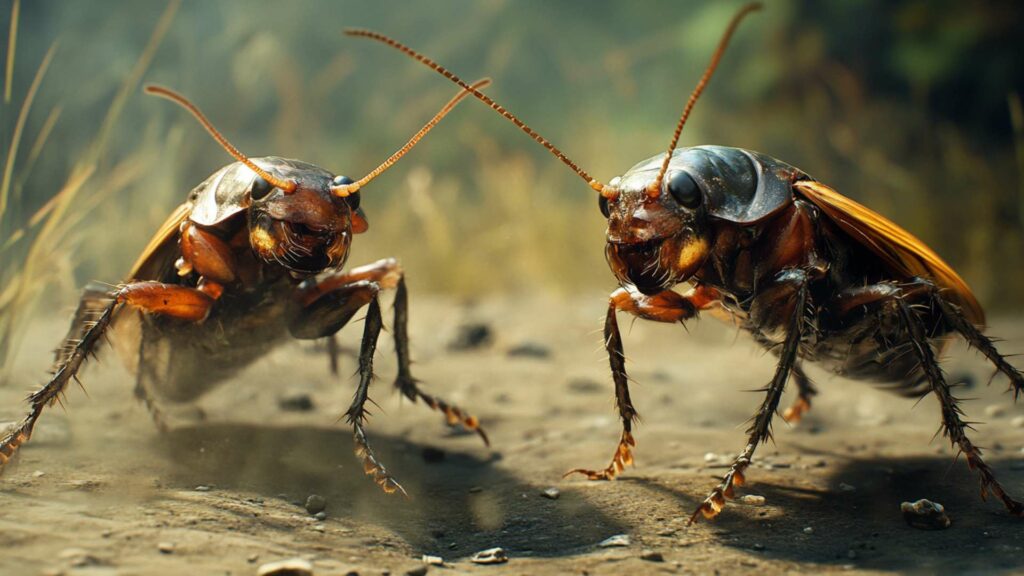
2, 291, 1024, 575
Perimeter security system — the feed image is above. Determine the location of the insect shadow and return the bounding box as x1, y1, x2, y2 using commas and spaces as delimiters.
633, 454, 1024, 572
158, 423, 627, 558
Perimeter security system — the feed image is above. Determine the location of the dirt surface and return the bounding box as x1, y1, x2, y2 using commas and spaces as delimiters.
2, 293, 1024, 575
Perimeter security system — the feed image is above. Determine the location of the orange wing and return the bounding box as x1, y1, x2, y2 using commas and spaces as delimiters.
794, 180, 985, 326
127, 201, 191, 281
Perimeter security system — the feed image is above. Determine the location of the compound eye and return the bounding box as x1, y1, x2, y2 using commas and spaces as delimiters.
666, 171, 701, 209
598, 195, 611, 218
332, 175, 359, 210
250, 176, 273, 201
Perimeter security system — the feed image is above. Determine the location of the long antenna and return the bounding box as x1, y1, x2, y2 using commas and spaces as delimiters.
331, 77, 492, 197
647, 3, 762, 197
345, 29, 609, 195
144, 85, 298, 194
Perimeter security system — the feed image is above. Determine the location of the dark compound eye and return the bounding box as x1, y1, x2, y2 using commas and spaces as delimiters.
666, 171, 701, 209
598, 195, 611, 218
332, 175, 360, 210
250, 176, 273, 200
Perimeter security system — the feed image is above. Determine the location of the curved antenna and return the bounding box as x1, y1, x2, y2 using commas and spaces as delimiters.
648, 2, 762, 197
331, 77, 492, 197
144, 85, 298, 194
345, 29, 609, 195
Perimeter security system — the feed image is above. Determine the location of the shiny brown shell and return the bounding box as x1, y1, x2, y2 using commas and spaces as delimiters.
615, 145, 805, 224
189, 156, 335, 226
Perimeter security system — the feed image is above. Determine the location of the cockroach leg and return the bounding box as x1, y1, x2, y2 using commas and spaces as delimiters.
326, 334, 341, 376
345, 297, 407, 496
567, 286, 704, 481
392, 276, 489, 446
0, 295, 120, 467
782, 364, 816, 423
565, 300, 637, 480
1, 280, 221, 467
116, 281, 216, 322
300, 260, 488, 443
927, 284, 1024, 400
896, 294, 1024, 516
690, 270, 808, 523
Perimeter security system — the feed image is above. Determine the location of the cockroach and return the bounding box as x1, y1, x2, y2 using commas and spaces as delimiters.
0, 79, 493, 495
347, 2, 1024, 520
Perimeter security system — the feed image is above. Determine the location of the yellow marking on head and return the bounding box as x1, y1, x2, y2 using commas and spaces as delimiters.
250, 227, 277, 253
678, 236, 709, 271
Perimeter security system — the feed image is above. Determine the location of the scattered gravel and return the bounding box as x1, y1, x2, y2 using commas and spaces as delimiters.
540, 487, 560, 500
641, 550, 665, 562
599, 534, 631, 548
257, 558, 314, 576
304, 494, 327, 515
901, 499, 952, 530
470, 547, 508, 564
448, 323, 493, 351
157, 542, 175, 554
507, 342, 552, 359
740, 494, 766, 506
421, 555, 443, 566
278, 393, 315, 412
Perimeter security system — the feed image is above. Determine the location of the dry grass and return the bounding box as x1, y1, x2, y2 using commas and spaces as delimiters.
0, 1, 179, 379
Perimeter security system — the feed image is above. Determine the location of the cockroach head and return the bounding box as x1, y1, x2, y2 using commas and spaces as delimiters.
146, 79, 484, 274
345, 3, 760, 292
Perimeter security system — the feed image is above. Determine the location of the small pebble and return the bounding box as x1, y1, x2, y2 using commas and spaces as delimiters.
158, 542, 175, 554
1011, 416, 1024, 428
704, 452, 718, 463
279, 393, 315, 412
838, 483, 856, 493
568, 378, 602, 394
470, 547, 508, 565
32, 470, 45, 478
448, 323, 493, 351
507, 342, 551, 359
803, 527, 814, 535
257, 558, 314, 576
406, 567, 429, 576
248, 553, 260, 563
985, 404, 1007, 418
599, 534, 631, 548
59, 548, 99, 568
194, 485, 212, 492
304, 494, 327, 515
540, 487, 560, 500
421, 555, 444, 566
640, 550, 664, 562
752, 543, 765, 551
314, 511, 327, 521
740, 494, 766, 506
901, 499, 952, 530
421, 447, 446, 463
468, 486, 483, 493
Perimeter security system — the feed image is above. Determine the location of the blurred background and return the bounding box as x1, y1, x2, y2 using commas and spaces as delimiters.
1, 0, 1023, 369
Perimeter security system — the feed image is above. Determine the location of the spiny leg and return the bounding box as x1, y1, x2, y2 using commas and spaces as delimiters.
566, 286, 706, 480
783, 363, 817, 424
566, 300, 638, 480
345, 297, 406, 495
326, 334, 341, 376
897, 295, 1024, 516
1, 298, 119, 466
392, 276, 488, 445
690, 271, 808, 523
1, 281, 214, 467
928, 287, 1024, 400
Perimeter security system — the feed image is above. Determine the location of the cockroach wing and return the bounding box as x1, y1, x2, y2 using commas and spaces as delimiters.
617, 146, 804, 224
127, 201, 192, 281
794, 179, 985, 326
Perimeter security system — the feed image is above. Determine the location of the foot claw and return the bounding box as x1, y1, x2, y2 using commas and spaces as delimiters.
564, 431, 634, 481
352, 425, 406, 496
399, 378, 490, 447
783, 397, 811, 423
